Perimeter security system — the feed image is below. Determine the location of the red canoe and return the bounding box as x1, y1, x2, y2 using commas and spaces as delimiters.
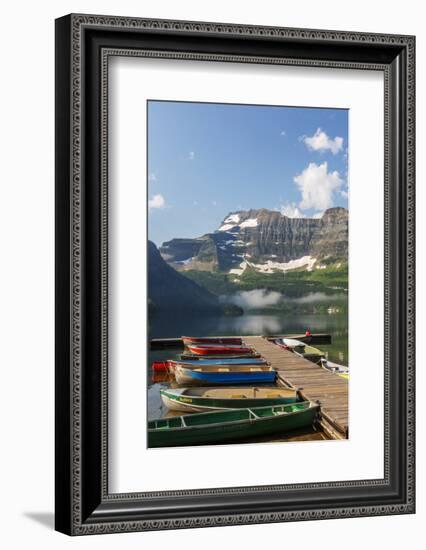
152, 361, 170, 372
182, 336, 243, 346
151, 356, 265, 372
186, 344, 254, 356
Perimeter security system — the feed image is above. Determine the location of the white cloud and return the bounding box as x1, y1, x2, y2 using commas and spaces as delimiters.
302, 128, 343, 155
148, 194, 165, 210
280, 130, 286, 136
148, 173, 157, 182
294, 162, 343, 211
187, 151, 195, 160
280, 203, 305, 218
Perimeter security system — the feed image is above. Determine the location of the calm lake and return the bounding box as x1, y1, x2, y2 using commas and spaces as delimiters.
148, 308, 348, 420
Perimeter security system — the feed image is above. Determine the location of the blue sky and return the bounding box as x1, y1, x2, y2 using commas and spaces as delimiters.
148, 101, 348, 246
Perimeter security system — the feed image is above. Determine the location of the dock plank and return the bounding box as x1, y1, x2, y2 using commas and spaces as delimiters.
244, 336, 349, 438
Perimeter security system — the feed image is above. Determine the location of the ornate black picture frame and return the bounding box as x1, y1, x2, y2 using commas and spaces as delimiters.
55, 14, 415, 535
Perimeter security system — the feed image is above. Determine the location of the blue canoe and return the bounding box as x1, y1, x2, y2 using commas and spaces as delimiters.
174, 365, 276, 385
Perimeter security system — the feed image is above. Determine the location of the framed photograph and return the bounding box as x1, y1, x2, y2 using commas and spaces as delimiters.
55, 14, 415, 535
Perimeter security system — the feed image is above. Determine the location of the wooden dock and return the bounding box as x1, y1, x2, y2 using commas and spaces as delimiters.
244, 336, 348, 439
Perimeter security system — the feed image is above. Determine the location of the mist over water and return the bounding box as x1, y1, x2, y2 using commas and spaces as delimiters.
225, 289, 282, 309
223, 289, 347, 310
149, 303, 348, 363
289, 292, 347, 304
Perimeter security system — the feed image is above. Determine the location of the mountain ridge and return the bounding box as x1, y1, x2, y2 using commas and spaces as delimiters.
160, 207, 348, 275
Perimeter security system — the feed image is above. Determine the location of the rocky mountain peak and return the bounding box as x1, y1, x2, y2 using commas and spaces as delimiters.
160, 207, 348, 275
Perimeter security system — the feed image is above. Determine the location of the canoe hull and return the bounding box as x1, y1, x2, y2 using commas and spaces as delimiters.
186, 344, 253, 356
169, 357, 267, 368
148, 403, 318, 447
276, 338, 325, 364
161, 388, 297, 413
293, 345, 325, 364
174, 366, 276, 386
297, 351, 324, 364
321, 358, 349, 375
182, 336, 242, 346
180, 353, 262, 363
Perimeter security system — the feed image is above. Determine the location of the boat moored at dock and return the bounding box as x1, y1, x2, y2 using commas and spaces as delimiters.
274, 338, 325, 364
161, 386, 298, 413
186, 343, 255, 356
277, 338, 306, 351
182, 336, 243, 346
320, 358, 349, 379
180, 352, 262, 360
169, 357, 267, 368
178, 357, 267, 366
152, 356, 267, 372
148, 401, 319, 447
174, 364, 276, 385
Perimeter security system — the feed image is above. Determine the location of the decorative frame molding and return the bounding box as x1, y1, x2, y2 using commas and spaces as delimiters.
55, 14, 415, 535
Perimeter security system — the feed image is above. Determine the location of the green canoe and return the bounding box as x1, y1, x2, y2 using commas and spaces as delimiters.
148, 401, 318, 448
296, 344, 325, 364
277, 338, 325, 364
161, 386, 298, 413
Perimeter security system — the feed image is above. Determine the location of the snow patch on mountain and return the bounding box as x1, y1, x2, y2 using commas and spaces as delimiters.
218, 213, 242, 232
224, 213, 241, 224
239, 218, 258, 228
229, 261, 248, 276
218, 216, 259, 233
254, 256, 317, 273
228, 255, 317, 277
218, 223, 236, 231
